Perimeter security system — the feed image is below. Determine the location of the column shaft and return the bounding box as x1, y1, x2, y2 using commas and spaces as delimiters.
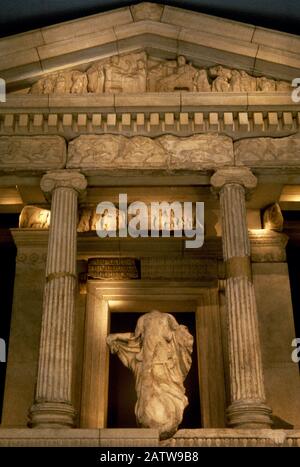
211, 168, 272, 428
29, 171, 86, 427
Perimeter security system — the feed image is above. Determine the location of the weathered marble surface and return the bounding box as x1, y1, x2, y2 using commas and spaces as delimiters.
29, 171, 87, 428
211, 167, 273, 428
29, 52, 290, 95
67, 135, 168, 169
4, 134, 300, 174
234, 136, 300, 167
263, 203, 284, 231
0, 136, 66, 170
131, 3, 164, 21
19, 206, 50, 229
67, 134, 233, 170
107, 310, 193, 439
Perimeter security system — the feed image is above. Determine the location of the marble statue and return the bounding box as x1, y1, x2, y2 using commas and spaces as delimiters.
107, 310, 193, 439
263, 203, 284, 231
29, 52, 291, 95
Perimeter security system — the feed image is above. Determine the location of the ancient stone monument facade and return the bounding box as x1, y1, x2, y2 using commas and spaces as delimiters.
0, 2, 300, 447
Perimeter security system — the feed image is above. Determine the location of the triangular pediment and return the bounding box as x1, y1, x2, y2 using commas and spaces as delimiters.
0, 2, 300, 93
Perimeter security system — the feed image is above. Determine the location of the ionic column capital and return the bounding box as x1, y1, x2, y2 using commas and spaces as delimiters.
210, 167, 257, 196
40, 170, 87, 200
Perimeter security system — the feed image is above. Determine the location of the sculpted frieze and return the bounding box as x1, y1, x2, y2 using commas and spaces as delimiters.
0, 136, 66, 170
29, 52, 291, 95
68, 134, 168, 169
67, 134, 233, 170
159, 134, 233, 169
234, 136, 300, 167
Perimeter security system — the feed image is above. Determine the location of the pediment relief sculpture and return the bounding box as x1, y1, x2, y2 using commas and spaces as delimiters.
29, 52, 291, 95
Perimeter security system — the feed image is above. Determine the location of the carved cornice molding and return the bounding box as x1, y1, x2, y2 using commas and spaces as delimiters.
0, 94, 299, 139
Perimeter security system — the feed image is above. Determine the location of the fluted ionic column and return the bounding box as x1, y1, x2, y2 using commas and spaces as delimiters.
211, 167, 273, 428
29, 170, 87, 428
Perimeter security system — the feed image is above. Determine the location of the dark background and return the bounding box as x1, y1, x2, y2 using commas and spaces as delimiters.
0, 0, 299, 38
0, 215, 18, 422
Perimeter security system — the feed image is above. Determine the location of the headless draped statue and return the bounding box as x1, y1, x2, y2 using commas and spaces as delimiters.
106, 310, 193, 439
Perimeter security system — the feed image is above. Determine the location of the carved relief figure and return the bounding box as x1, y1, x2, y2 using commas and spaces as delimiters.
230, 69, 242, 92
194, 69, 211, 92
104, 56, 125, 93
71, 71, 88, 94
257, 76, 276, 92
147, 58, 177, 92
240, 70, 257, 92
19, 206, 50, 229
67, 134, 233, 171
77, 207, 93, 232
157, 56, 197, 92
0, 136, 66, 169
107, 310, 193, 439
135, 59, 147, 93
54, 73, 71, 94
87, 64, 105, 93
104, 54, 147, 93
210, 66, 232, 92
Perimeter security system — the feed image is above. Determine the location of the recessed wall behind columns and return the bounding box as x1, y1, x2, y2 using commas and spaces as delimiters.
1, 231, 46, 427
1, 230, 86, 428
253, 257, 300, 429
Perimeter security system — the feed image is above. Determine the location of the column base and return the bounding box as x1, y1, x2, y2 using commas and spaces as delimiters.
28, 402, 76, 428
227, 400, 273, 428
